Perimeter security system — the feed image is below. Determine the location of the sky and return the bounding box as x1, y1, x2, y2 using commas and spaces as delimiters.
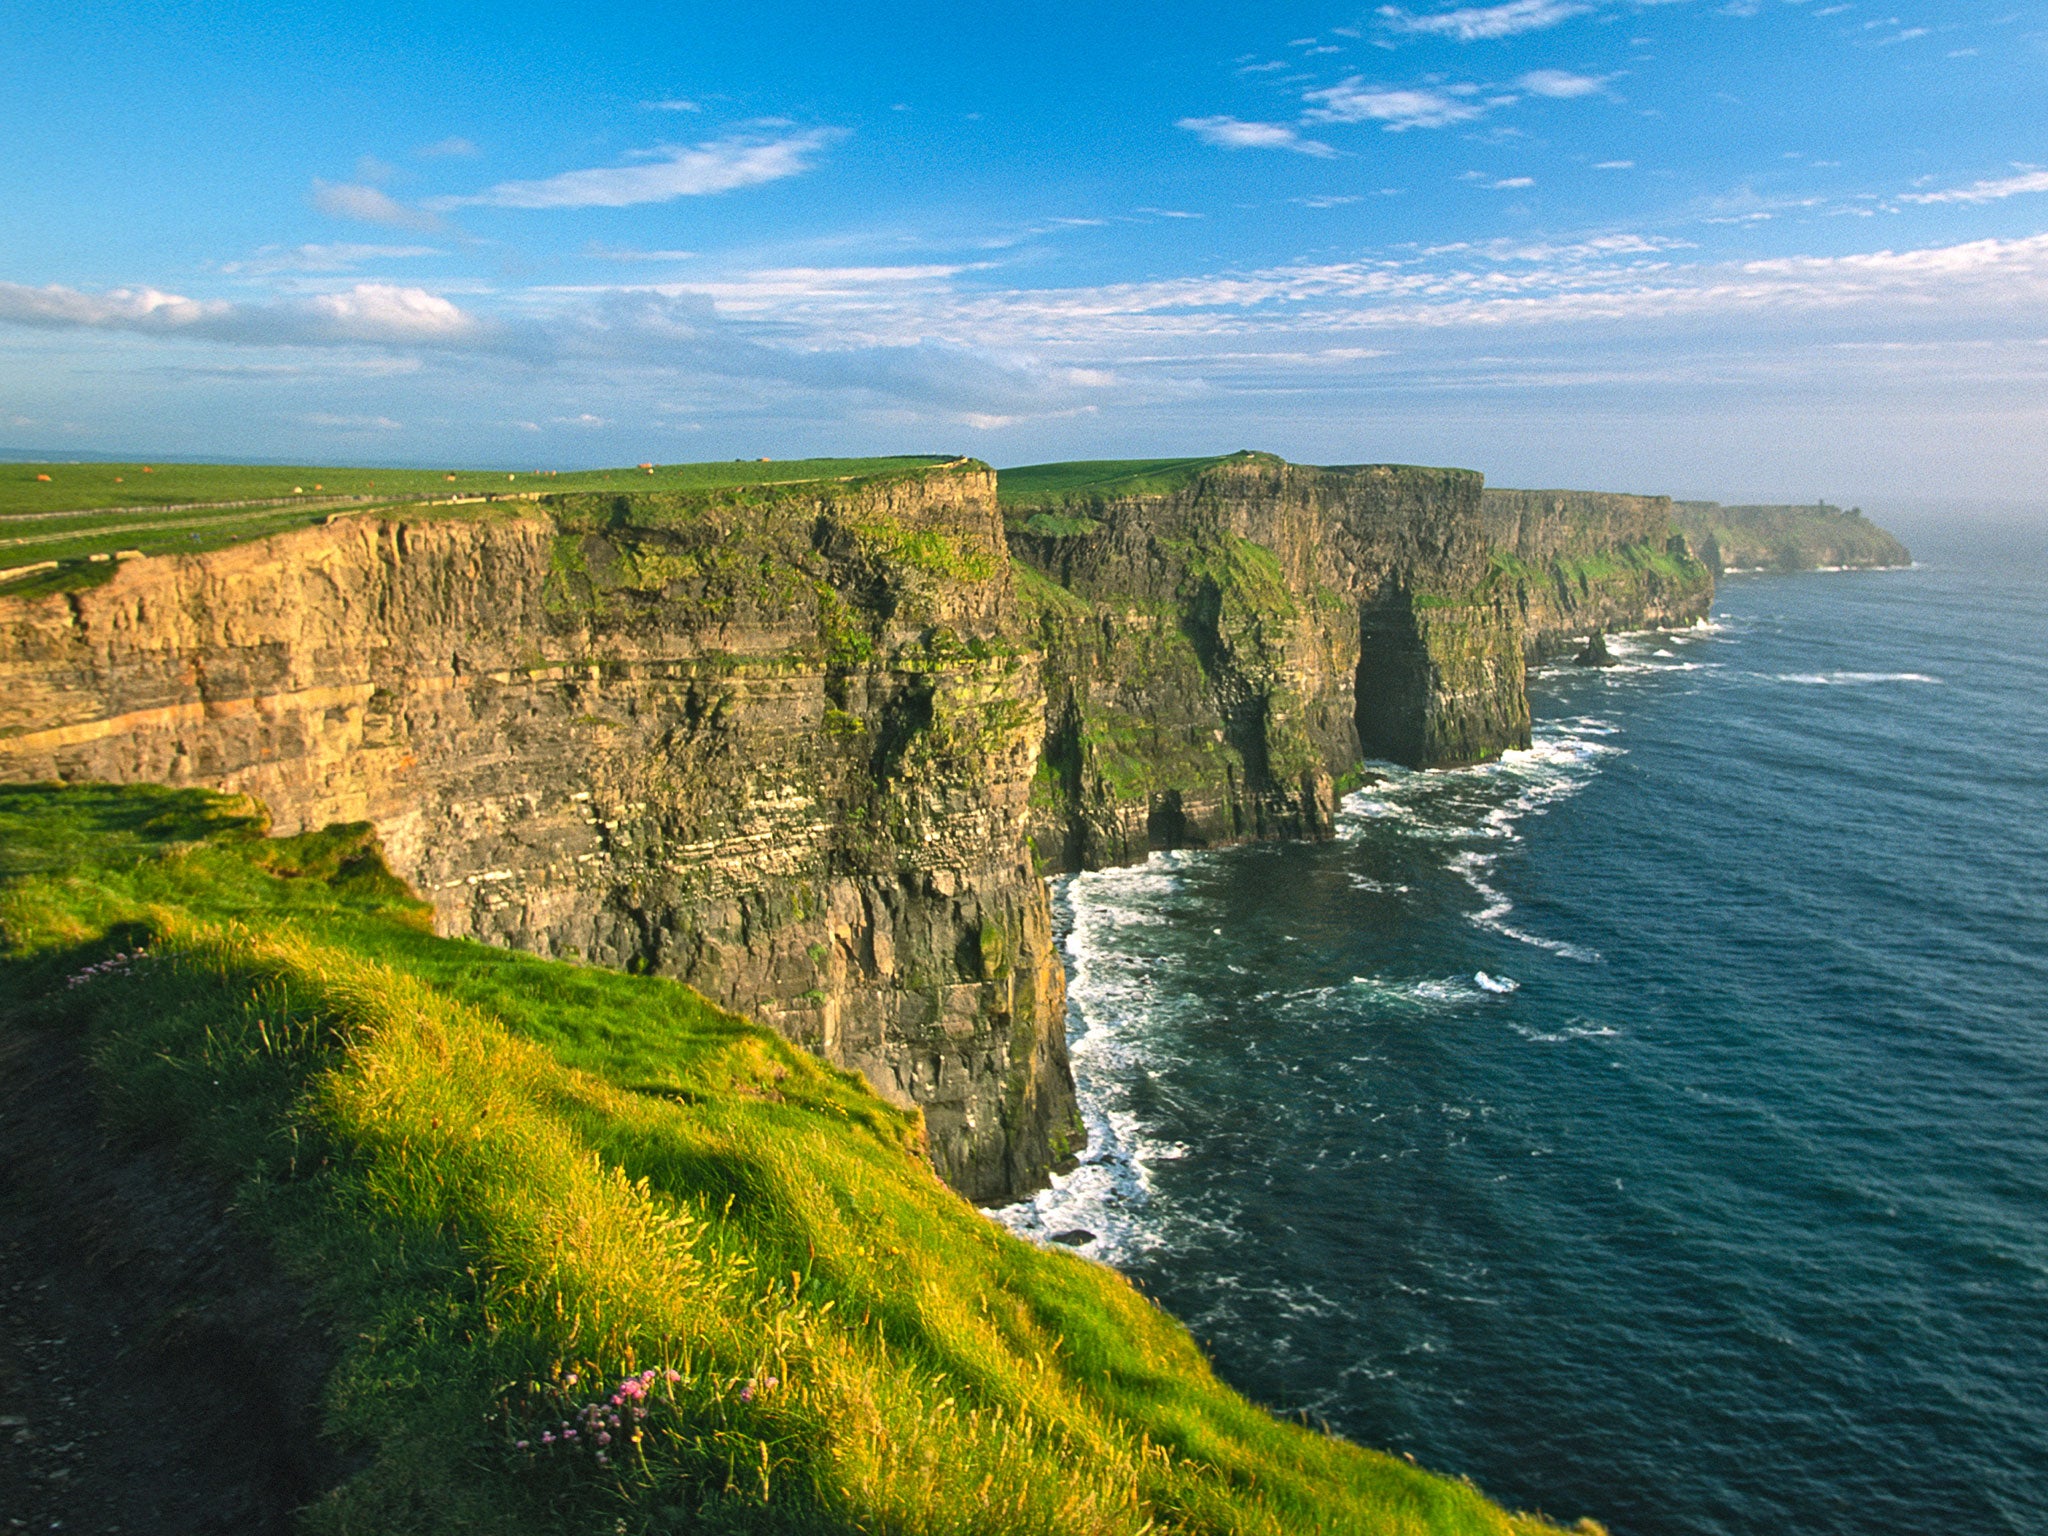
2, 0, 2045, 503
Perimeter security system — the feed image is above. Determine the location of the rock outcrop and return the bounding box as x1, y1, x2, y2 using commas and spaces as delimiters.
1481, 488, 1716, 661
0, 463, 1079, 1204
1004, 454, 1528, 871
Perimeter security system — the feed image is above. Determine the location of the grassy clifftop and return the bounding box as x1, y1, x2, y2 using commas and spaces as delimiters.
0, 782, 1584, 1535
0, 456, 961, 599
997, 455, 1255, 513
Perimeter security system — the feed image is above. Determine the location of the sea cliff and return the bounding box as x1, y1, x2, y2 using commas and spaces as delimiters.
0, 462, 1075, 1203
0, 453, 1717, 1196
1481, 487, 1716, 660
1671, 500, 1911, 573
1006, 458, 1715, 873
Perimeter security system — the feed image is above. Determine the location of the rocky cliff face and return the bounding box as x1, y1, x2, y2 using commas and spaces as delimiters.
0, 454, 1727, 1192
0, 464, 1080, 1204
1006, 454, 1528, 872
1481, 488, 1715, 661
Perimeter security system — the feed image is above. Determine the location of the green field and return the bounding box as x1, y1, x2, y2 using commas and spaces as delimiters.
0, 782, 1583, 1535
0, 457, 957, 599
997, 455, 1258, 508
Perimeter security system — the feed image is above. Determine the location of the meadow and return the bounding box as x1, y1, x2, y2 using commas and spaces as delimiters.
0, 782, 1583, 1535
0, 457, 954, 597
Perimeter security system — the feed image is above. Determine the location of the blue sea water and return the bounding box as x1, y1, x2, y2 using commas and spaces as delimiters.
998, 520, 2048, 1535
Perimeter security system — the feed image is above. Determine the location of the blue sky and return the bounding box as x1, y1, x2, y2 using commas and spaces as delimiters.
2, 0, 2044, 502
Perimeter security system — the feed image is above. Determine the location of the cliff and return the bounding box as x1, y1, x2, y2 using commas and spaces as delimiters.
1671, 500, 1911, 573
1482, 488, 1716, 660
0, 462, 1078, 1204
1003, 460, 1716, 876
0, 452, 1725, 1194
1004, 453, 1528, 872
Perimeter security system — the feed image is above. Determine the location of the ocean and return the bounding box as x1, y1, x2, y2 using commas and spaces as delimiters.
996, 518, 2048, 1535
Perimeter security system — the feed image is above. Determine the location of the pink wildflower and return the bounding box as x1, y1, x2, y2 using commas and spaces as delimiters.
664, 1368, 681, 1383
739, 1383, 754, 1404
597, 1431, 611, 1446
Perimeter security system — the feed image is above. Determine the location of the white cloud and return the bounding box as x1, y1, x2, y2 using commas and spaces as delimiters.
311, 180, 444, 231
1177, 116, 1337, 156
417, 137, 479, 158
302, 284, 475, 340
439, 131, 838, 210
221, 243, 444, 276
1594, 159, 1635, 170
303, 412, 403, 429
0, 280, 497, 352
1899, 169, 2048, 205
1304, 81, 1485, 130
1377, 1, 1595, 41
590, 247, 700, 262
15, 231, 2047, 440
1517, 69, 1612, 97
642, 98, 702, 112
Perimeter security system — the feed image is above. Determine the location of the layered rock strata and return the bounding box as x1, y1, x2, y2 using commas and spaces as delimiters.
1481, 488, 1716, 661
0, 464, 1080, 1203
1005, 454, 1528, 872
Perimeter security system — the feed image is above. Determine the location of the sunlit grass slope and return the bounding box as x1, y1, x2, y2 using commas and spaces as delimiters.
0, 783, 1588, 1536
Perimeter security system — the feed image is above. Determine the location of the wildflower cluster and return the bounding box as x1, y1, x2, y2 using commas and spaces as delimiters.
515, 1368, 681, 1469
66, 948, 147, 989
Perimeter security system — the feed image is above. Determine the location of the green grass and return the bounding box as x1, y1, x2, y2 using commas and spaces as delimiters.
0, 457, 958, 519
0, 457, 962, 600
0, 782, 1588, 1536
997, 455, 1268, 508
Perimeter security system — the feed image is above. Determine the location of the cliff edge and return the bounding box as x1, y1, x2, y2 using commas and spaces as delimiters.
0, 461, 1077, 1203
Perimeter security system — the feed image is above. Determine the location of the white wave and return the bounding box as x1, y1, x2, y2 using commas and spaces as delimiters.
1771, 670, 1941, 686
1346, 874, 1412, 894
1336, 717, 1619, 964
1475, 971, 1520, 994
1510, 1018, 1621, 1044
992, 859, 1218, 1262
